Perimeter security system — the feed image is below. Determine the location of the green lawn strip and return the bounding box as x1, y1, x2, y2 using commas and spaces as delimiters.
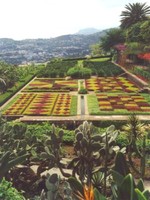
141, 93, 150, 103
87, 94, 100, 115
89, 58, 110, 62
70, 95, 77, 115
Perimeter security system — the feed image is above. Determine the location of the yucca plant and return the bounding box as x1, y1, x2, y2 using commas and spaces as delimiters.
122, 113, 147, 178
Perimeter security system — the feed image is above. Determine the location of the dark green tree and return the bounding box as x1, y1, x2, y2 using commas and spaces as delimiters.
100, 28, 125, 53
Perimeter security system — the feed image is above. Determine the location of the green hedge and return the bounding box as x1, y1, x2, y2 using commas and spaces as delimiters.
83, 60, 123, 76
67, 67, 91, 79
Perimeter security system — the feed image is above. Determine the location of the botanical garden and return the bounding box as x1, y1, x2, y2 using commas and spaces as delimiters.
0, 2, 150, 200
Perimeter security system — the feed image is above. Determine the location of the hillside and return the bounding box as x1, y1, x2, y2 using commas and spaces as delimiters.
0, 30, 107, 65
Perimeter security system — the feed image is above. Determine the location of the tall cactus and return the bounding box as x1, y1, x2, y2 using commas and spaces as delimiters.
40, 124, 71, 177
68, 121, 119, 187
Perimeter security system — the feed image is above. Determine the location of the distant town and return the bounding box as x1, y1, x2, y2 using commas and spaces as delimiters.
0, 29, 107, 65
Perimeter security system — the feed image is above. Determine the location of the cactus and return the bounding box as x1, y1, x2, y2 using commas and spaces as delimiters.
40, 121, 120, 197
63, 181, 73, 200
40, 124, 71, 177
0, 151, 27, 182
68, 121, 119, 186
111, 151, 150, 200
45, 173, 62, 200
40, 173, 73, 200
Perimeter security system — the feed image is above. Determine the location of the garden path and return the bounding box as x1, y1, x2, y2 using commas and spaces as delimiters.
19, 114, 150, 122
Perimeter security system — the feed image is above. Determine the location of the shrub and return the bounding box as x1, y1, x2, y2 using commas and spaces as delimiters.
78, 88, 88, 94
0, 179, 25, 200
67, 67, 91, 79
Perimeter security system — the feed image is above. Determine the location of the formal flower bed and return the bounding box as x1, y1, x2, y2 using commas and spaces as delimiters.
53, 80, 78, 91
87, 93, 150, 114
3, 93, 36, 115
85, 77, 139, 92
23, 78, 54, 92
52, 93, 72, 116
3, 93, 77, 116
23, 78, 78, 92
23, 93, 58, 115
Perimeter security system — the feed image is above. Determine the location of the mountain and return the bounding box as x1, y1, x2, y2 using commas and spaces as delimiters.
76, 28, 100, 35
0, 29, 108, 65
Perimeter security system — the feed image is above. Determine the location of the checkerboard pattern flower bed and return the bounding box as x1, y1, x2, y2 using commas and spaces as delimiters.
3, 93, 76, 116
85, 77, 139, 92
23, 93, 58, 115
52, 94, 72, 116
3, 93, 36, 115
96, 93, 150, 112
23, 78, 78, 92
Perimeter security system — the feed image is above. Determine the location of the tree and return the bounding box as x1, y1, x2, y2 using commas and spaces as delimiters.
140, 19, 150, 45
90, 43, 103, 56
120, 2, 150, 29
100, 28, 125, 53
126, 21, 143, 43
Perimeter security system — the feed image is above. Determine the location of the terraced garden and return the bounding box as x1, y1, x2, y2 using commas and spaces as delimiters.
1, 59, 150, 119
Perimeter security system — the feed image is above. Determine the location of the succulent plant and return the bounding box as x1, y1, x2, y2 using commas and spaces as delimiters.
68, 121, 120, 192
39, 173, 73, 200
0, 151, 27, 182
122, 113, 147, 178
111, 152, 150, 200
40, 124, 71, 177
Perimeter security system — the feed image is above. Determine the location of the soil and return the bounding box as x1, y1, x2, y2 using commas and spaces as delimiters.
63, 145, 75, 158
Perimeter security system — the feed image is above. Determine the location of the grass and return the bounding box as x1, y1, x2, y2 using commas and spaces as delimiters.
141, 93, 150, 103
89, 57, 110, 62
87, 94, 100, 114
70, 95, 77, 115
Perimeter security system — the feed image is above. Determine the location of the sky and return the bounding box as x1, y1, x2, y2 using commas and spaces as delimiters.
0, 0, 149, 40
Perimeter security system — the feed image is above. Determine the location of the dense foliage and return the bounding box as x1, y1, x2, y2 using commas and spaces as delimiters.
83, 60, 123, 76
0, 62, 42, 106
0, 179, 25, 200
67, 66, 91, 79
38, 59, 77, 78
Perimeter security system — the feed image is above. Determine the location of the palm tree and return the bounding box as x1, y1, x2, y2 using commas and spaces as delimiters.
120, 2, 150, 29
